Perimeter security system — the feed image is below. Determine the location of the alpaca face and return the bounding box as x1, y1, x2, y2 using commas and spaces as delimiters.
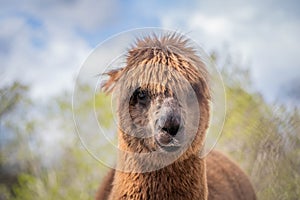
128, 87, 185, 152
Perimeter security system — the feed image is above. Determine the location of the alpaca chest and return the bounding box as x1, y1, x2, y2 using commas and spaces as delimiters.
109, 163, 207, 200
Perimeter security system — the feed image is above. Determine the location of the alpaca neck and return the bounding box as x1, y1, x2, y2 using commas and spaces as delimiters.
109, 155, 208, 200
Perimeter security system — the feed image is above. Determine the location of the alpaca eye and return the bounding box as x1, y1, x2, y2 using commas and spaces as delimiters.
136, 90, 149, 106
138, 91, 147, 100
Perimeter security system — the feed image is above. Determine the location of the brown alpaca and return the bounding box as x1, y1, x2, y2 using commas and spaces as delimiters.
96, 34, 256, 200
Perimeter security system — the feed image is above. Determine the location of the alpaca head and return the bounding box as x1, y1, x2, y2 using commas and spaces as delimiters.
128, 85, 187, 153
102, 34, 211, 168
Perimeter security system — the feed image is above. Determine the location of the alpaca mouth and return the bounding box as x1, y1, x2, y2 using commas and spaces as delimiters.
156, 141, 181, 152
154, 131, 181, 152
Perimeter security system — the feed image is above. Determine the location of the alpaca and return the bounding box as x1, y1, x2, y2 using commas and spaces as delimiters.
96, 34, 256, 200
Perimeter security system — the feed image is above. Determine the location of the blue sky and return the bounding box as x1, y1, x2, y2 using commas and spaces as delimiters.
1, 0, 300, 104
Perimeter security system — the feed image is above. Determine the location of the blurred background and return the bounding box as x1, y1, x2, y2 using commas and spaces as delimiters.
1, 0, 299, 199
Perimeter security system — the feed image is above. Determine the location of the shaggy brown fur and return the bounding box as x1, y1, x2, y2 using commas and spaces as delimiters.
96, 34, 256, 200
96, 151, 256, 200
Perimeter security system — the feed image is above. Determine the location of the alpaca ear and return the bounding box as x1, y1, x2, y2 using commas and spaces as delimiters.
101, 68, 123, 93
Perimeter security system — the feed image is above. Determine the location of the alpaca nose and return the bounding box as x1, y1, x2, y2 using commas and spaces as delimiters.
161, 114, 181, 136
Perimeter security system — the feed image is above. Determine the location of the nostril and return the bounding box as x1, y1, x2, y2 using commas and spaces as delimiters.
165, 125, 180, 136
161, 127, 169, 133
161, 116, 180, 136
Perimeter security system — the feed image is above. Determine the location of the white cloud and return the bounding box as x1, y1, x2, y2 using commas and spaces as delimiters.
0, 16, 90, 100
160, 1, 300, 103
2, 0, 118, 32
189, 14, 232, 36
1, 0, 119, 100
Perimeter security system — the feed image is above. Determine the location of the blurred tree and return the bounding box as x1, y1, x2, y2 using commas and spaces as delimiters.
0, 82, 41, 199
213, 53, 300, 200
7, 83, 114, 200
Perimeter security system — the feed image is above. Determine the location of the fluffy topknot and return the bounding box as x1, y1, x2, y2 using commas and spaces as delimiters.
103, 33, 210, 101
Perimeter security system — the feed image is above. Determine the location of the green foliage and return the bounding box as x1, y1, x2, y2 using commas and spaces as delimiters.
212, 55, 300, 200
0, 82, 29, 119
11, 146, 108, 200
0, 82, 42, 197
1, 82, 113, 200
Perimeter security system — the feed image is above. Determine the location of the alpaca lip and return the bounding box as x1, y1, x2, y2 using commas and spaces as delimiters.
155, 139, 181, 152
154, 132, 181, 152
